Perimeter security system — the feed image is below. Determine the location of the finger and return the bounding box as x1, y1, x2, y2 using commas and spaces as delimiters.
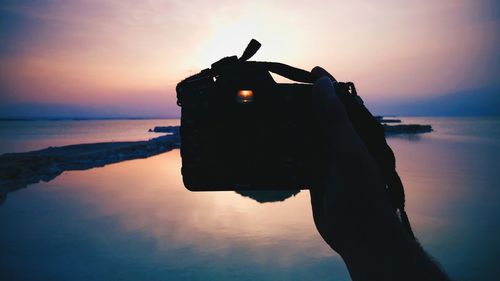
311, 66, 336, 82
311, 77, 370, 162
312, 77, 353, 140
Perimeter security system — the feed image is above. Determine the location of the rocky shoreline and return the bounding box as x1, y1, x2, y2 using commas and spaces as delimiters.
376, 116, 433, 135
0, 133, 180, 200
383, 124, 432, 134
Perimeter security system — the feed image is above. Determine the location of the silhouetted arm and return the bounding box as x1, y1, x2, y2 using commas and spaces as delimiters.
309, 67, 450, 281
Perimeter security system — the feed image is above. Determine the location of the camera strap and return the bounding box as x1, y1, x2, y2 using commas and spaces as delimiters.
256, 60, 415, 239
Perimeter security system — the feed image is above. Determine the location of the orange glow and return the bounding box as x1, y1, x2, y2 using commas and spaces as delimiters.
47, 151, 335, 262
239, 90, 253, 97
237, 90, 254, 104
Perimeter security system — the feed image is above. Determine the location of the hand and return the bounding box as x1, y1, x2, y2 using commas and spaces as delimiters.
309, 66, 400, 253
309, 66, 450, 281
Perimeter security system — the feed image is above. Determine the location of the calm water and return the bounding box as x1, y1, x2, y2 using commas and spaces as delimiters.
1, 117, 499, 281
0, 119, 180, 155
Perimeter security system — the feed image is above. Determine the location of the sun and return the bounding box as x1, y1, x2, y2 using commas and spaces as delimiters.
194, 10, 304, 69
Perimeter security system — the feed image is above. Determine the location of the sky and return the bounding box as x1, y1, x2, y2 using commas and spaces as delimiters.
0, 0, 499, 118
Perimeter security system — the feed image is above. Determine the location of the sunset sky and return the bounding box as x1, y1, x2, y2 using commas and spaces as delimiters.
0, 0, 498, 118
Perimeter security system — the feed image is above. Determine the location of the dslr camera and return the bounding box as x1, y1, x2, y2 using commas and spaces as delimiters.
176, 40, 390, 192
176, 39, 415, 237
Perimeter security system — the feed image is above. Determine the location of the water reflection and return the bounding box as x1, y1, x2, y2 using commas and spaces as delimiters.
235, 190, 301, 203
0, 151, 346, 280
61, 151, 327, 255
386, 133, 424, 142
1, 117, 500, 280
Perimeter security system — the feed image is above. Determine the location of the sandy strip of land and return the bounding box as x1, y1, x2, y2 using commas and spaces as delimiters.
0, 133, 180, 197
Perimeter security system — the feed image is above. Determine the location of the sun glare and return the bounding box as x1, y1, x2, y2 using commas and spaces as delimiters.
195, 8, 303, 69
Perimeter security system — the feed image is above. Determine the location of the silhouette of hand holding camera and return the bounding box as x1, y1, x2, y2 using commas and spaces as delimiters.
309, 67, 450, 281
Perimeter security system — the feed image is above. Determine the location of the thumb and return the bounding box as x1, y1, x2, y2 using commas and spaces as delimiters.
311, 75, 370, 163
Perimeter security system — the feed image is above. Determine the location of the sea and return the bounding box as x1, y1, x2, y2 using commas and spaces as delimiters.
0, 117, 499, 281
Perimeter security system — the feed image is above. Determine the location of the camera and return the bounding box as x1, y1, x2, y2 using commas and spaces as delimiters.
177, 40, 380, 191
176, 40, 415, 236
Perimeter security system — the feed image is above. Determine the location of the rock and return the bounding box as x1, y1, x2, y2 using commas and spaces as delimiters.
380, 118, 402, 123
376, 116, 432, 134
384, 124, 432, 135
236, 190, 301, 203
375, 116, 402, 123
148, 126, 180, 134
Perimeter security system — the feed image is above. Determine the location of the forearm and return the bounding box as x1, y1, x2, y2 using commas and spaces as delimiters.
337, 220, 450, 281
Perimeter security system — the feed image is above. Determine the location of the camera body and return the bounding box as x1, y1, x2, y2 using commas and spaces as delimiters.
175, 40, 415, 237
177, 57, 316, 191
177, 40, 369, 191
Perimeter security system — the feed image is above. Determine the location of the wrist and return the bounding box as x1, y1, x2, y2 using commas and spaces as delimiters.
337, 222, 448, 281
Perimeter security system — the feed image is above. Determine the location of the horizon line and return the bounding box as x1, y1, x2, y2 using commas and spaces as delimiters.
0, 116, 181, 121
1, 114, 499, 121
